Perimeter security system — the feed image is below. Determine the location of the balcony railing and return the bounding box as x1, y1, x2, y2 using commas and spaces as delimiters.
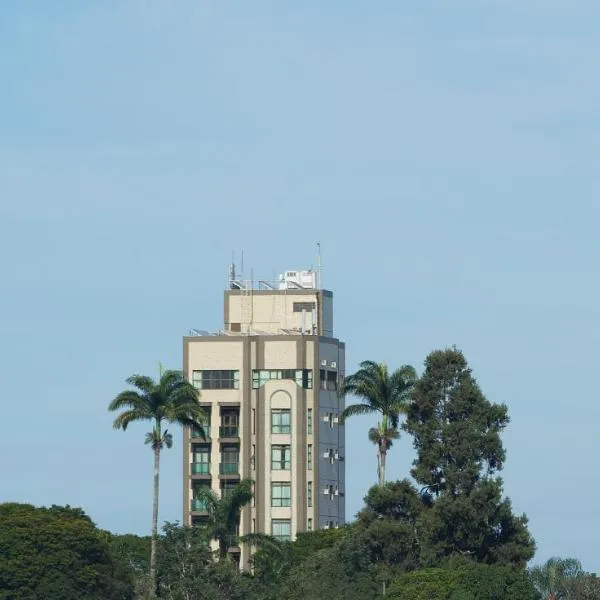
219, 462, 239, 475
191, 427, 210, 439
191, 462, 210, 475
191, 498, 209, 511
219, 426, 239, 438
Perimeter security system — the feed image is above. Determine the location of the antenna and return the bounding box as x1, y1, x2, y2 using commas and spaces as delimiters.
229, 251, 236, 284
240, 250, 244, 279
317, 242, 322, 289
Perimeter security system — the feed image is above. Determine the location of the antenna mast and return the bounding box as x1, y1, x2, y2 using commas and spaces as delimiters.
317, 242, 322, 289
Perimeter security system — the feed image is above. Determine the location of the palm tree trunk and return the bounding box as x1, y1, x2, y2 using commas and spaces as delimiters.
149, 444, 160, 599
376, 449, 381, 485
379, 445, 387, 486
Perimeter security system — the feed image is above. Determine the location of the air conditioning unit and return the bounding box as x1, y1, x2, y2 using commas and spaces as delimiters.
323, 488, 330, 495
322, 523, 330, 530
330, 361, 337, 369
320, 359, 327, 366
334, 488, 339, 496
323, 451, 330, 458
333, 415, 339, 424
323, 414, 329, 422
334, 452, 340, 460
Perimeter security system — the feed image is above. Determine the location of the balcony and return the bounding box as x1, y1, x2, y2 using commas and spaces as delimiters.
219, 426, 239, 440
219, 462, 240, 477
191, 498, 210, 512
191, 463, 210, 476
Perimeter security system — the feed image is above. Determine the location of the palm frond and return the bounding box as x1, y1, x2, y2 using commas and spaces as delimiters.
224, 479, 254, 529
193, 487, 219, 514
240, 532, 283, 551
112, 409, 153, 431
108, 390, 151, 413
125, 375, 156, 394
340, 402, 377, 422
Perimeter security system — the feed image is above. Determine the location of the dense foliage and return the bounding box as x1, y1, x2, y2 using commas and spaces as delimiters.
0, 503, 134, 600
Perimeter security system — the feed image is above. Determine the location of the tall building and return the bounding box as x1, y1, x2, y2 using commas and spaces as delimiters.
182, 266, 345, 567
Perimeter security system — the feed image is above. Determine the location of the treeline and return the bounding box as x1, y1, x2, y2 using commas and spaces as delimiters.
2, 348, 597, 599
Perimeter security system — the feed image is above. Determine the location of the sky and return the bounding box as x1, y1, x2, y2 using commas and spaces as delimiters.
1, 0, 599, 572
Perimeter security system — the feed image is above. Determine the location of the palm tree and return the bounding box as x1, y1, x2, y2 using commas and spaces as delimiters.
108, 368, 206, 599
340, 360, 417, 485
193, 479, 255, 559
529, 557, 583, 600
368, 422, 400, 487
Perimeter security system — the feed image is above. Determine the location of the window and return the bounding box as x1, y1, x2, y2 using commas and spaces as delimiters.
220, 446, 239, 474
271, 409, 291, 434
271, 482, 291, 507
271, 445, 291, 470
320, 369, 327, 390
272, 519, 291, 542
251, 369, 312, 389
193, 370, 239, 390
293, 302, 315, 312
307, 408, 312, 435
327, 370, 338, 391
328, 412, 334, 428
192, 448, 210, 474
307, 518, 313, 532
220, 411, 239, 437
191, 407, 211, 438
220, 480, 238, 498
191, 482, 210, 510
307, 481, 312, 507
307, 444, 312, 470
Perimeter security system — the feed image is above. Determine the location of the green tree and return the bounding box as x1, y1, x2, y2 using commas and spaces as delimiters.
0, 503, 133, 600
193, 479, 254, 559
108, 367, 206, 598
529, 557, 584, 600
388, 564, 537, 600
341, 360, 417, 485
405, 348, 535, 567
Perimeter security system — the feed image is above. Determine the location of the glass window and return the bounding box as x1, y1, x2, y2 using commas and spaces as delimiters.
251, 369, 312, 389
220, 446, 239, 474
320, 369, 327, 390
193, 370, 239, 390
327, 370, 338, 391
307, 444, 312, 470
271, 482, 291, 507
271, 445, 291, 470
271, 409, 291, 434
307, 481, 312, 507
307, 408, 312, 435
307, 518, 313, 532
192, 448, 210, 474
191, 407, 211, 438
272, 519, 291, 542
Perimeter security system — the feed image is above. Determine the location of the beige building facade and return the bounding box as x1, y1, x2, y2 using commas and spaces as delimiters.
182, 270, 345, 567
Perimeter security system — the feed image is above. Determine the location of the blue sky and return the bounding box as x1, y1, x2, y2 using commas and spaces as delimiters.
1, 0, 599, 572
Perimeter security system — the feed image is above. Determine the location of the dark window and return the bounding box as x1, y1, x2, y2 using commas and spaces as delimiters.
327, 371, 338, 391
192, 370, 239, 390
320, 369, 327, 390
230, 322, 241, 332
293, 302, 316, 312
